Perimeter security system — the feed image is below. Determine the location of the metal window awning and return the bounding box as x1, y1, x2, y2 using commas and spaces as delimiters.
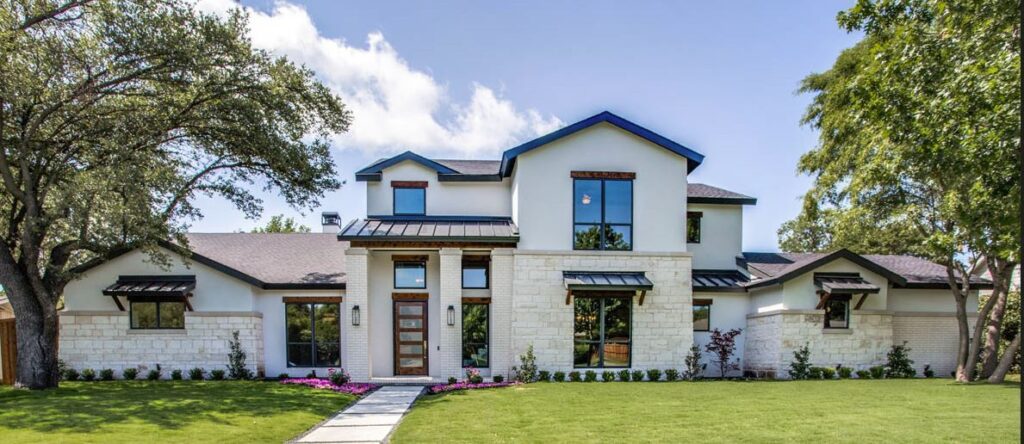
814, 274, 879, 310
102, 275, 196, 311
337, 217, 519, 244
563, 271, 654, 306
692, 270, 748, 292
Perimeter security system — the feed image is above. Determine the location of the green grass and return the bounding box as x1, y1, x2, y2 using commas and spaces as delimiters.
0, 381, 356, 444
393, 379, 1020, 443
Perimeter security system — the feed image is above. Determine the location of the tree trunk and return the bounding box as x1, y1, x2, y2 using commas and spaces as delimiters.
0, 252, 62, 389
980, 259, 1014, 378
987, 334, 1020, 384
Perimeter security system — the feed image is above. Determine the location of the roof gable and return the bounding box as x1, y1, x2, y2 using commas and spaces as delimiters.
498, 111, 705, 176
355, 151, 458, 182
744, 249, 907, 289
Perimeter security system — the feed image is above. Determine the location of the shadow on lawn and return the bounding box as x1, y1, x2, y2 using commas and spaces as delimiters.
0, 381, 350, 434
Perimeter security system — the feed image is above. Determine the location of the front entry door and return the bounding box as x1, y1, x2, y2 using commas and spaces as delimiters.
394, 301, 428, 375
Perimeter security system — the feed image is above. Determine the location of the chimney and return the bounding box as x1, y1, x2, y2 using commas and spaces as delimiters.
321, 212, 341, 234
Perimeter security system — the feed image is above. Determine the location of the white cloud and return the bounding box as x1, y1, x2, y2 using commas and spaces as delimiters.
196, 0, 561, 158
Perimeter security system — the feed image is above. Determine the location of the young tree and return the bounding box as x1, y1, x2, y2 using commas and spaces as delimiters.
0, 0, 350, 388
704, 328, 742, 378
781, 0, 1020, 383
251, 215, 311, 233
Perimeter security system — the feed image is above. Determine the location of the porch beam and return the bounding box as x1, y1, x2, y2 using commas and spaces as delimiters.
854, 293, 869, 310
815, 291, 832, 310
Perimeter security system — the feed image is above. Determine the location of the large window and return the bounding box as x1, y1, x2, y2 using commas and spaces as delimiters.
824, 297, 850, 329
395, 261, 427, 289
573, 178, 633, 250
393, 187, 426, 215
693, 299, 711, 332
286, 302, 341, 367
462, 258, 488, 289
462, 303, 489, 368
687, 211, 702, 244
573, 296, 631, 368
130, 301, 185, 329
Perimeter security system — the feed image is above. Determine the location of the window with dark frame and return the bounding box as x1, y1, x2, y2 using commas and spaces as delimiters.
573, 296, 631, 368
693, 299, 711, 331
573, 178, 633, 250
823, 297, 850, 329
462, 303, 489, 368
687, 211, 702, 244
286, 302, 341, 367
394, 261, 427, 289
462, 257, 489, 289
393, 187, 425, 215
129, 300, 185, 329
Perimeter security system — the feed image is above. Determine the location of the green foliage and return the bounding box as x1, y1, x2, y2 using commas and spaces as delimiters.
188, 368, 205, 381
553, 371, 566, 382
146, 369, 162, 381
568, 371, 581, 382
788, 344, 812, 380
885, 342, 916, 378
251, 215, 311, 233
923, 365, 935, 378
838, 367, 853, 379
447, 376, 458, 385
684, 344, 704, 381
617, 369, 631, 382
630, 370, 644, 382
512, 345, 538, 383
583, 370, 597, 382
820, 367, 836, 380
537, 371, 551, 382
170, 370, 182, 381
278, 373, 289, 380
62, 368, 79, 381
601, 371, 616, 382
328, 368, 350, 386
856, 370, 872, 379
869, 366, 886, 380
122, 368, 139, 380
665, 369, 680, 381
99, 369, 114, 381
80, 369, 96, 382
646, 369, 661, 382
226, 330, 252, 380
210, 370, 226, 381
492, 375, 504, 383
808, 367, 823, 380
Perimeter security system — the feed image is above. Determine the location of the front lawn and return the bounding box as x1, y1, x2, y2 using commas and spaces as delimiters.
0, 381, 356, 444
392, 379, 1020, 443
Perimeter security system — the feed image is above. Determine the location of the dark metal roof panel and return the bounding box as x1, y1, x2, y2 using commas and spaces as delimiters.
563, 271, 654, 290
103, 275, 196, 297
692, 270, 748, 292
814, 274, 881, 294
338, 217, 519, 243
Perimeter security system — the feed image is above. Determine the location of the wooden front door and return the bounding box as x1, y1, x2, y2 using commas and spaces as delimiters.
394, 301, 428, 375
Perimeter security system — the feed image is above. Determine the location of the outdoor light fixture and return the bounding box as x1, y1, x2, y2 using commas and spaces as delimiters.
447, 305, 455, 326
351, 305, 360, 326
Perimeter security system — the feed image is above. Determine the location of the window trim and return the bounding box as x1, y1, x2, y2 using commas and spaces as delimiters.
394, 261, 427, 289
572, 177, 634, 251
461, 302, 490, 368
285, 302, 342, 368
687, 211, 703, 244
573, 295, 632, 369
823, 296, 851, 329
393, 187, 426, 216
129, 300, 185, 330
693, 298, 712, 332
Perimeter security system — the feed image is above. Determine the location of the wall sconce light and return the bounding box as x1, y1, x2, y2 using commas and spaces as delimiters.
447, 305, 455, 326
351, 305, 360, 326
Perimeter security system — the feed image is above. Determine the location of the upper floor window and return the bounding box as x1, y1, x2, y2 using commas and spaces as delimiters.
572, 173, 633, 250
687, 211, 702, 244
393, 181, 426, 215
395, 261, 427, 289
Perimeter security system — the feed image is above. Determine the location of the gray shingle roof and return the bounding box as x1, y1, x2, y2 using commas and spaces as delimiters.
183, 233, 347, 287
432, 159, 501, 175
741, 251, 991, 289
688, 183, 757, 204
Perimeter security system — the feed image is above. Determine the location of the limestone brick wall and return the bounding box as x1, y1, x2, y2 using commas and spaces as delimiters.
59, 311, 263, 377
893, 313, 976, 377
742, 313, 782, 376
510, 251, 692, 372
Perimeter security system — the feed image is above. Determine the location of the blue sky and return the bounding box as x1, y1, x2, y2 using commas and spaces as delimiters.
192, 0, 861, 252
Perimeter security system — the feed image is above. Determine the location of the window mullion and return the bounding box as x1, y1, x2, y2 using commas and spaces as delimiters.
599, 180, 606, 250
598, 298, 606, 367
309, 304, 317, 366
155, 302, 160, 329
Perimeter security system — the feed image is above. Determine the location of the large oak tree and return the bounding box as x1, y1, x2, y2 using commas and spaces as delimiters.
0, 0, 350, 388
779, 0, 1020, 382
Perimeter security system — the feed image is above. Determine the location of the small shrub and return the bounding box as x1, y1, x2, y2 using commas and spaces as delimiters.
855, 370, 872, 379
493, 375, 504, 383
512, 344, 539, 383
923, 365, 935, 378
465, 367, 484, 384
57, 359, 69, 378
869, 365, 886, 380
684, 345, 704, 381
80, 368, 96, 381
950, 370, 956, 377
188, 367, 205, 381
631, 370, 644, 382
122, 368, 139, 380
553, 371, 566, 382
838, 367, 853, 379
808, 367, 823, 380
62, 368, 80, 381
278, 373, 290, 380
147, 369, 162, 381
788, 343, 812, 380
448, 376, 458, 385
618, 369, 631, 381
170, 369, 183, 380
226, 330, 253, 380
99, 369, 114, 381
568, 371, 581, 382
885, 342, 916, 378
705, 328, 742, 378
329, 368, 351, 385
306, 371, 316, 378
602, 371, 616, 382
210, 369, 225, 380
646, 369, 662, 382
665, 369, 680, 381
538, 370, 551, 382
584, 370, 597, 382
821, 367, 836, 380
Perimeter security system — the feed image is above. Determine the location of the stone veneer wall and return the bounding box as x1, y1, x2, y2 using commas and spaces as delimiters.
893, 313, 976, 377
744, 310, 893, 378
59, 311, 263, 377
510, 251, 693, 372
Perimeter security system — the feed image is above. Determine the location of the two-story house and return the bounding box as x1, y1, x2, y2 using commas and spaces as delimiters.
58, 111, 987, 381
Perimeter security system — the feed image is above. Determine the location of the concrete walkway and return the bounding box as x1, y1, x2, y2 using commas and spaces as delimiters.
296, 386, 423, 443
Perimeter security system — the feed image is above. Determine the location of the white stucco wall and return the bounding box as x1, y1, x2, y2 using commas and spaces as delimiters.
748, 286, 784, 313
687, 204, 743, 270
255, 289, 346, 378
780, 258, 890, 310
888, 288, 978, 313
692, 291, 749, 377
365, 161, 511, 217
511, 123, 690, 252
